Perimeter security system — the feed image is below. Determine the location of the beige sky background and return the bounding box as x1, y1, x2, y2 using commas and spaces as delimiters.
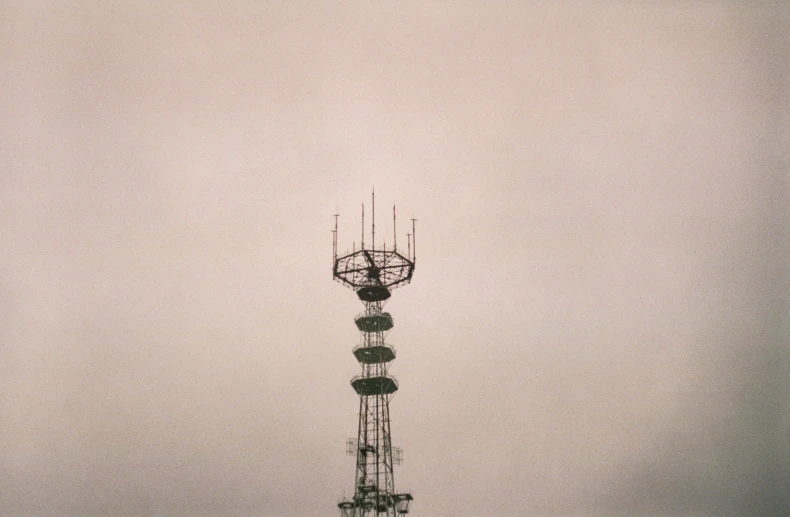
1, 2, 788, 516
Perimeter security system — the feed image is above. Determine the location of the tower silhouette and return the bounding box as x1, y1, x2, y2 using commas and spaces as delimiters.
332, 191, 416, 517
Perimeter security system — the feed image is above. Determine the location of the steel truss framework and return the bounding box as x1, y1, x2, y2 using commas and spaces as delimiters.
332, 199, 416, 517
334, 249, 415, 291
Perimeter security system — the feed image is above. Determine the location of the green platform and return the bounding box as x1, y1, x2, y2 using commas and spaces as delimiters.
351, 375, 398, 396
353, 345, 396, 364
354, 313, 394, 332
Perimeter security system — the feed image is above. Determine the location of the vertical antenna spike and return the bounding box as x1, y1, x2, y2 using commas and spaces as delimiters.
411, 218, 417, 262
407, 232, 411, 261
361, 204, 365, 250
333, 213, 339, 262
372, 188, 375, 251
393, 205, 397, 251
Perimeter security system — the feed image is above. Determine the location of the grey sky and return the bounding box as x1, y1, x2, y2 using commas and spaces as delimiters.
1, 2, 788, 516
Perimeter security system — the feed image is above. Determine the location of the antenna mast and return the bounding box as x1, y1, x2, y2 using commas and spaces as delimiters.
332, 193, 417, 517
411, 218, 417, 262
372, 188, 375, 251
393, 205, 397, 251
333, 213, 339, 263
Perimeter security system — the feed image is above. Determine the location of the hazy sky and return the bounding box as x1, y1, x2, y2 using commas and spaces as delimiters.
1, 2, 788, 516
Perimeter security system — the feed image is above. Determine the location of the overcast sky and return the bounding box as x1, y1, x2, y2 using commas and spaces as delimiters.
1, 2, 788, 517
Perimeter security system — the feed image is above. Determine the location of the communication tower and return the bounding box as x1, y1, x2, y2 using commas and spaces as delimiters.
332, 190, 416, 517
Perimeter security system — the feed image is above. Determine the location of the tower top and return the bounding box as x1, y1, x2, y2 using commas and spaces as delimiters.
332, 191, 416, 301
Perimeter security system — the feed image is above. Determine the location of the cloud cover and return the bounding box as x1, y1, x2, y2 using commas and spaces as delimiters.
1, 2, 788, 516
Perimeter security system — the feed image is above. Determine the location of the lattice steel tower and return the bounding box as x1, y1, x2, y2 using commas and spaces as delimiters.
332, 191, 416, 517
